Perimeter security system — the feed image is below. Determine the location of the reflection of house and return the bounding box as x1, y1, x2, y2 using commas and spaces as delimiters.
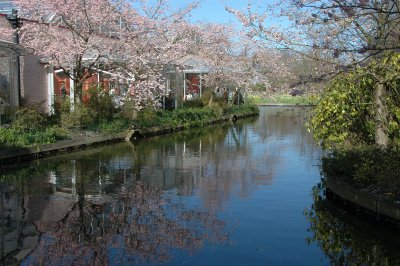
165, 55, 210, 108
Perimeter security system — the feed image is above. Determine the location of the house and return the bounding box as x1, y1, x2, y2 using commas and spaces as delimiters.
1, 8, 211, 115
0, 39, 31, 124
165, 55, 210, 109
0, 13, 124, 116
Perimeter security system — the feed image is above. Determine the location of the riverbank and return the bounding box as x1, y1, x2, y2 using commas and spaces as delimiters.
249, 94, 319, 106
322, 145, 400, 222
0, 111, 259, 167
256, 103, 316, 107
2, 106, 356, 266
325, 176, 400, 222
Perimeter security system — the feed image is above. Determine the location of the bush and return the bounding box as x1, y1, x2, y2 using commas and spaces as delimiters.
251, 83, 267, 91
309, 54, 400, 148
183, 99, 204, 108
207, 103, 224, 116
201, 90, 213, 106
11, 105, 47, 132
58, 92, 117, 130
0, 104, 68, 147
135, 108, 161, 128
309, 71, 375, 148
85, 86, 115, 122
98, 118, 130, 134
223, 103, 259, 116
120, 100, 139, 121
0, 126, 67, 146
60, 103, 96, 129
134, 107, 218, 129
322, 145, 400, 199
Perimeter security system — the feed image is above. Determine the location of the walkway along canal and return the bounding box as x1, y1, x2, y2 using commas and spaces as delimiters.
1, 106, 400, 265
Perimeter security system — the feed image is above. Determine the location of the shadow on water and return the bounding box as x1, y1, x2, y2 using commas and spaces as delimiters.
305, 181, 400, 265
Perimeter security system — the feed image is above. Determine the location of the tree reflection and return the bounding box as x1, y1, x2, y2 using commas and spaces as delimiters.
24, 180, 227, 265
2, 107, 323, 263
305, 183, 400, 265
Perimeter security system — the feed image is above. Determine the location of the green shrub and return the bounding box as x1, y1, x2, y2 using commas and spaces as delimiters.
0, 104, 68, 146
11, 105, 47, 132
134, 107, 218, 129
207, 103, 224, 116
0, 126, 67, 146
309, 54, 400, 148
85, 86, 115, 122
309, 71, 375, 148
120, 100, 139, 121
183, 99, 204, 108
223, 103, 259, 116
322, 145, 400, 197
98, 118, 129, 134
60, 103, 96, 129
251, 83, 267, 91
135, 108, 161, 128
58, 91, 117, 130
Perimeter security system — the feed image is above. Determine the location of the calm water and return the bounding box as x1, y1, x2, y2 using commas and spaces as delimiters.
1, 106, 400, 265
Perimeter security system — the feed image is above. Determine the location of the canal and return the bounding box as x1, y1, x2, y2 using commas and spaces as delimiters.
1, 106, 400, 265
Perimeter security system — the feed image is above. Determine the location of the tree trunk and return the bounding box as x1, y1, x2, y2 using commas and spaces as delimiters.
208, 94, 214, 106
75, 81, 83, 105
132, 109, 138, 120
374, 82, 389, 147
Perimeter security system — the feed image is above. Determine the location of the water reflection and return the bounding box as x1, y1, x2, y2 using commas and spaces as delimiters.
305, 183, 400, 265
1, 120, 260, 264
28, 180, 227, 265
1, 165, 228, 265
0, 107, 323, 264
3, 107, 398, 264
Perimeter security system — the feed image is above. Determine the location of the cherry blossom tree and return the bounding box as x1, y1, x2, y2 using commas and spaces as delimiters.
13, 0, 198, 111
228, 0, 400, 146
189, 23, 292, 103
14, 0, 132, 103
111, 0, 200, 112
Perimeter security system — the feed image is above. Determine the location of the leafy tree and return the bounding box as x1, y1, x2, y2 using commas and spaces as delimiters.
309, 53, 400, 147
228, 0, 400, 147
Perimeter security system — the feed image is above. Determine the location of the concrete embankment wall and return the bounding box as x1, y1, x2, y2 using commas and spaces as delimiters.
0, 133, 127, 166
125, 113, 255, 141
0, 112, 258, 166
325, 176, 400, 222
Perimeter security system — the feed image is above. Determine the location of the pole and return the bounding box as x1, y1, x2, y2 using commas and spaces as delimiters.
7, 9, 23, 107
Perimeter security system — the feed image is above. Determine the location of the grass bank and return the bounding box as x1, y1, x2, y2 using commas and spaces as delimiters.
134, 104, 259, 129
0, 104, 259, 148
250, 94, 319, 106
